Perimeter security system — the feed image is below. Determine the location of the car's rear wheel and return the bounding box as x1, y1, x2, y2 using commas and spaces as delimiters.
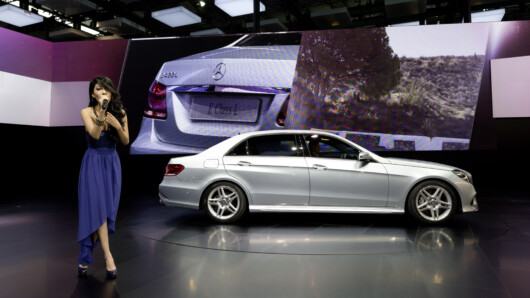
407, 180, 457, 224
202, 182, 247, 224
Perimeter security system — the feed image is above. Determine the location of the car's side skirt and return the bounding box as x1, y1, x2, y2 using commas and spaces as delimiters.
249, 205, 404, 214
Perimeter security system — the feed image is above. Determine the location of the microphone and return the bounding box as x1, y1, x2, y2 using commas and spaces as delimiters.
102, 99, 108, 110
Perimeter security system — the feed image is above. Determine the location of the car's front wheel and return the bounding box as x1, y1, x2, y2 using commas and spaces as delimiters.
202, 182, 247, 224
407, 180, 457, 224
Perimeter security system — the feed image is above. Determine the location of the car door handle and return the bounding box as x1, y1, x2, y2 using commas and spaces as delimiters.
312, 164, 328, 170
237, 161, 252, 166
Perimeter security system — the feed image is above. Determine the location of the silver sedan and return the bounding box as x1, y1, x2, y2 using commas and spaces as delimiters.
159, 130, 478, 224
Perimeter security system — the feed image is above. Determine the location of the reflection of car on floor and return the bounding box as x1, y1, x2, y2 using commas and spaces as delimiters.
159, 130, 478, 224
160, 221, 476, 254
131, 33, 301, 154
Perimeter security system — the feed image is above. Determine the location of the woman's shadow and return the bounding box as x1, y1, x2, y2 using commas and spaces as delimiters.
70, 275, 119, 298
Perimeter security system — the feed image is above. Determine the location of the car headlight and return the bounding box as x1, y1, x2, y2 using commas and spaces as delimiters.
452, 169, 473, 184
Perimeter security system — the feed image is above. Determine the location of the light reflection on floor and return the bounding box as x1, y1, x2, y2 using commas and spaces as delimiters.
1, 195, 528, 298
127, 207, 495, 255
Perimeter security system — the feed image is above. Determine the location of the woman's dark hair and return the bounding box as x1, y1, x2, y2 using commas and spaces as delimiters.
89, 76, 126, 140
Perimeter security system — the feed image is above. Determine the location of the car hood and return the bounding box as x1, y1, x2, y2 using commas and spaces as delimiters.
155, 46, 300, 88
385, 158, 455, 171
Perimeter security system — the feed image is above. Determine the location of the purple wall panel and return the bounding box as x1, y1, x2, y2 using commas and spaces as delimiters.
0, 27, 52, 81
52, 39, 129, 85
1, 27, 129, 127
0, 28, 128, 85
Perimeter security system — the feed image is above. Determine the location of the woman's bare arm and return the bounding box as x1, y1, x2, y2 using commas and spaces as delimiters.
81, 108, 105, 140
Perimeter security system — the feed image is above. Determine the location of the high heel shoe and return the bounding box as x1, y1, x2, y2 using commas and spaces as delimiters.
106, 268, 117, 280
78, 266, 88, 277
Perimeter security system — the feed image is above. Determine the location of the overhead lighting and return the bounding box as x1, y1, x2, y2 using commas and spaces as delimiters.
49, 28, 92, 40
80, 25, 100, 36
389, 21, 420, 27
190, 28, 225, 36
8, 0, 20, 7
36, 8, 53, 18
310, 7, 352, 27
215, 0, 265, 17
13, 2, 53, 18
199, 1, 206, 7
96, 35, 123, 40
246, 18, 287, 32
0, 4, 43, 27
471, 8, 505, 23
97, 17, 146, 35
152, 6, 201, 27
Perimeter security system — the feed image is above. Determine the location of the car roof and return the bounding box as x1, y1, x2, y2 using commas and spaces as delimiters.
200, 130, 332, 156
237, 129, 339, 138
197, 129, 386, 163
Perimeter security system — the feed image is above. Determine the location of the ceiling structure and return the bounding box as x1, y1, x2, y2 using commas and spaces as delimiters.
1, 0, 530, 41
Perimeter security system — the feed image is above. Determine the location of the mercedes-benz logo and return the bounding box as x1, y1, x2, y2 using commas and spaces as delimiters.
212, 63, 226, 81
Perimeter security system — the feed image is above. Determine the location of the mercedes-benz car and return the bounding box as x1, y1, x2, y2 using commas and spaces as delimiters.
131, 33, 301, 154
158, 130, 478, 224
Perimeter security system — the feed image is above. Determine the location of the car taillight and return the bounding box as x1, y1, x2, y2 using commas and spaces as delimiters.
165, 164, 184, 176
144, 80, 167, 119
276, 96, 289, 127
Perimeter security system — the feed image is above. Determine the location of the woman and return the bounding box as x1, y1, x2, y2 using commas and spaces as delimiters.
77, 76, 129, 279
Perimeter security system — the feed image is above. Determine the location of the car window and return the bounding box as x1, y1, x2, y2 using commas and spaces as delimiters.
227, 140, 250, 156
227, 135, 301, 156
302, 134, 359, 160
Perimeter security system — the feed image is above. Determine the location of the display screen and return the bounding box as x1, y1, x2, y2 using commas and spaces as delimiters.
286, 25, 489, 151
3, 21, 529, 153
126, 24, 490, 154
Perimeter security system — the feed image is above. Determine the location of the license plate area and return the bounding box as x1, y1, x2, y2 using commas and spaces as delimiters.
189, 95, 261, 123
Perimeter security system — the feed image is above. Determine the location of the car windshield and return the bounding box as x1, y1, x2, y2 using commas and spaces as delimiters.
235, 33, 302, 46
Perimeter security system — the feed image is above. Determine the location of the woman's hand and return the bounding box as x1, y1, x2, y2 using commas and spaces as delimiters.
106, 113, 122, 130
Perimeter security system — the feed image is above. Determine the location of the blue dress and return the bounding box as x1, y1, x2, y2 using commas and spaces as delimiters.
77, 130, 121, 265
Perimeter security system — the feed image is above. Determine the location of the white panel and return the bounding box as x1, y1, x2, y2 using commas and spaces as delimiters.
152, 6, 201, 27
49, 81, 90, 126
491, 56, 530, 118
0, 71, 51, 126
215, 0, 265, 17
471, 9, 505, 23
0, 5, 43, 27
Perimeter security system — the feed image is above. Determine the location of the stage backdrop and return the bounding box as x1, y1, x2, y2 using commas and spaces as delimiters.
286, 24, 489, 151
0, 27, 127, 127
2, 21, 530, 153
121, 23, 498, 153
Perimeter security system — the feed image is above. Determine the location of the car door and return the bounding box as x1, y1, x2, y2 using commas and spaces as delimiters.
302, 134, 389, 207
223, 134, 310, 206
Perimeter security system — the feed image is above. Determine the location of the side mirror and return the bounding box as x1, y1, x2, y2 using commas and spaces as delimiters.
359, 152, 371, 162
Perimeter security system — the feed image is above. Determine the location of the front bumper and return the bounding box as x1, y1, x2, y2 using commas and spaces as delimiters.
464, 195, 479, 213
460, 184, 478, 213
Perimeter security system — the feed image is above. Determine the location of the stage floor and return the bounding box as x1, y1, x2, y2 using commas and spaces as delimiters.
1, 194, 529, 298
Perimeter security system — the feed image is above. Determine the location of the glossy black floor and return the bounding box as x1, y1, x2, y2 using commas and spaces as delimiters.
1, 192, 529, 298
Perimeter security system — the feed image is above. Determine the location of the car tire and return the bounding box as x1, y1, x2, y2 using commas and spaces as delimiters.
406, 180, 457, 225
202, 181, 247, 224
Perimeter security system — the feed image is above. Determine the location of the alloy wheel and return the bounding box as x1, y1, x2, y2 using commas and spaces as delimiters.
415, 185, 453, 222
207, 185, 241, 221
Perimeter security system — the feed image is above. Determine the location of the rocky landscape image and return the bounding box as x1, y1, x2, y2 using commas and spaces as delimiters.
286, 27, 485, 150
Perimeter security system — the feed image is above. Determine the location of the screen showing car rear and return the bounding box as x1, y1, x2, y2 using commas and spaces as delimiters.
121, 22, 507, 154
